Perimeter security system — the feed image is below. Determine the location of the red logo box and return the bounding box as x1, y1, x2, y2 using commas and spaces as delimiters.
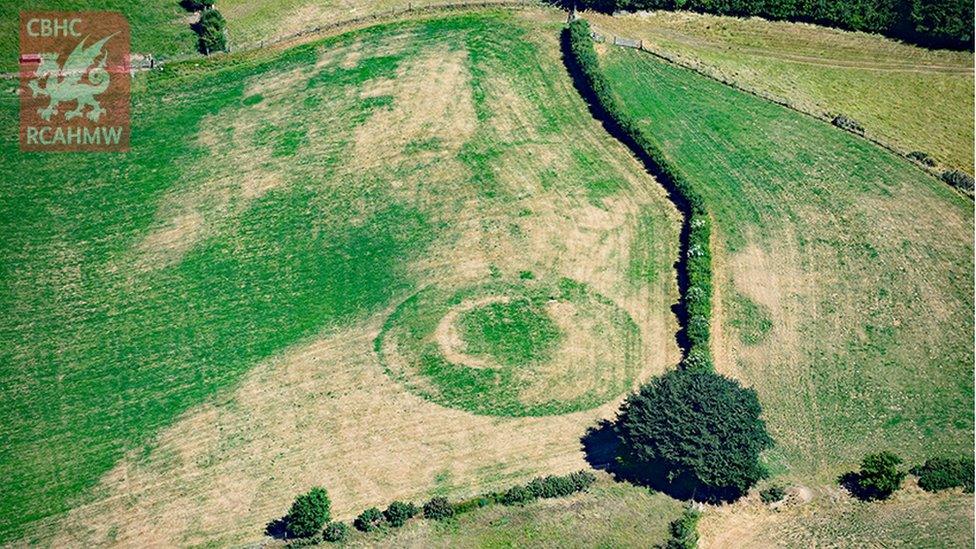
19, 12, 130, 152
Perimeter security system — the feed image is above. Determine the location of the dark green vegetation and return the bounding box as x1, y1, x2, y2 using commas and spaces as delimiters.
423, 497, 455, 521
383, 501, 419, 527
840, 451, 906, 501
599, 40, 973, 481
912, 456, 975, 493
2, 18, 435, 535
353, 507, 385, 532
759, 484, 786, 504
616, 369, 773, 500
322, 521, 350, 542
664, 507, 701, 549
565, 19, 713, 368
583, 0, 974, 49
288, 470, 597, 543
195, 8, 228, 54
942, 169, 975, 193
456, 298, 563, 367
285, 487, 332, 538
377, 280, 641, 416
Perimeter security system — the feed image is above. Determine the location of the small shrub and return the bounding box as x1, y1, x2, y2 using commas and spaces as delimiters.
423, 497, 454, 521
912, 457, 975, 493
353, 507, 385, 532
501, 484, 536, 506
907, 151, 936, 167
941, 170, 974, 193
759, 484, 786, 504
285, 487, 331, 539
527, 476, 569, 498
519, 270, 535, 280
568, 470, 597, 491
322, 521, 349, 543
196, 9, 227, 54
383, 501, 418, 528
841, 451, 905, 501
666, 507, 701, 549
832, 114, 865, 135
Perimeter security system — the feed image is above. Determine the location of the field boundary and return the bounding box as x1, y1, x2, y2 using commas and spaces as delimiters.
0, 1, 548, 80
589, 23, 972, 189
564, 18, 715, 370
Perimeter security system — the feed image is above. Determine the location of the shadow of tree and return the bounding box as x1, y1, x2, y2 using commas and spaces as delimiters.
264, 517, 289, 540
580, 419, 745, 504
837, 471, 884, 501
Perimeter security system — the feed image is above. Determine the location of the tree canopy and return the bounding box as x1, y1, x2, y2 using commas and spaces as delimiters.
616, 369, 773, 500
285, 487, 331, 538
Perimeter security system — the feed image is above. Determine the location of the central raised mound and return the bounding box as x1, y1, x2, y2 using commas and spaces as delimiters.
377, 279, 641, 416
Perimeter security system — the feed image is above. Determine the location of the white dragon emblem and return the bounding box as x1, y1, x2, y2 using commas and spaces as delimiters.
27, 33, 116, 122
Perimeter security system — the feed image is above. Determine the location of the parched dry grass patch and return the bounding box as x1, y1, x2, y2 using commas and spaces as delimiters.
590, 11, 974, 174
699, 482, 974, 548
1, 13, 680, 545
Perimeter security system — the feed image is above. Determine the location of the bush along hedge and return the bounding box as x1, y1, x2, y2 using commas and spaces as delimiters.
322, 521, 349, 543
565, 19, 714, 371
284, 487, 332, 539
665, 506, 701, 549
353, 507, 386, 532
912, 457, 975, 493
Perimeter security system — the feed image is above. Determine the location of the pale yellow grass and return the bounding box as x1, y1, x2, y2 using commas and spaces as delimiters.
699, 482, 975, 547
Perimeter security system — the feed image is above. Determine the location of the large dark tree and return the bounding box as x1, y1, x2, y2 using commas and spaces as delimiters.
615, 369, 773, 501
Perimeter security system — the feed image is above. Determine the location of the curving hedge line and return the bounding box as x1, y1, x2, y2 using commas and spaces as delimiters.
565, 18, 713, 370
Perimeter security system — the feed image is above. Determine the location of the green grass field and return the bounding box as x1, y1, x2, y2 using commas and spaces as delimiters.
592, 12, 975, 175
0, 1, 197, 71
0, 11, 683, 544
598, 42, 973, 486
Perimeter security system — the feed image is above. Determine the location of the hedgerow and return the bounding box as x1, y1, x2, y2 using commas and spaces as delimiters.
423, 497, 455, 521
383, 501, 418, 527
565, 19, 713, 368
577, 0, 974, 50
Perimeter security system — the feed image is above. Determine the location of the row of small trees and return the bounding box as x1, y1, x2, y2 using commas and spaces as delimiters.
275, 470, 598, 543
